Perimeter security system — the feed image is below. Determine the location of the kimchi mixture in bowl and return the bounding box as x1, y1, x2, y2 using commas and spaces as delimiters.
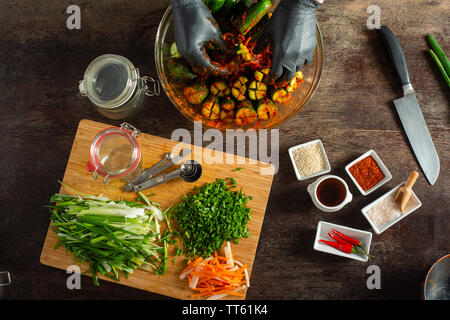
155, 3, 324, 130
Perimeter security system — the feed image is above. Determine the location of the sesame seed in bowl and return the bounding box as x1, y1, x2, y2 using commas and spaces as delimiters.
288, 140, 331, 181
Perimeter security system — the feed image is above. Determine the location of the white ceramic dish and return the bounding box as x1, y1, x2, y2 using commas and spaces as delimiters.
345, 150, 392, 196
313, 221, 372, 262
307, 175, 353, 212
361, 182, 422, 234
288, 140, 331, 181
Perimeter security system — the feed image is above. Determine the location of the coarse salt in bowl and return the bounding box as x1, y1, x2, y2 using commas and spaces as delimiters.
288, 140, 331, 181
361, 182, 422, 234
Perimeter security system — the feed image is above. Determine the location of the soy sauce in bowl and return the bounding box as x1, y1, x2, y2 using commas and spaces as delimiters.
316, 177, 347, 207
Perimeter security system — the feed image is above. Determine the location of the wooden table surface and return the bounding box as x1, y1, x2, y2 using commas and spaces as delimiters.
0, 0, 448, 300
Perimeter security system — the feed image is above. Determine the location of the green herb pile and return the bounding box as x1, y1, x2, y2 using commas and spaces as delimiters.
173, 178, 252, 258
48, 189, 170, 286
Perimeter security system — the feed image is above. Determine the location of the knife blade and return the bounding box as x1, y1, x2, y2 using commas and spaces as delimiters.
379, 25, 440, 185
394, 93, 440, 184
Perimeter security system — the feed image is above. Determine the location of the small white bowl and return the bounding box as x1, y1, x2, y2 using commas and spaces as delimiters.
307, 175, 353, 212
313, 221, 372, 262
288, 140, 331, 181
361, 183, 422, 234
345, 150, 392, 195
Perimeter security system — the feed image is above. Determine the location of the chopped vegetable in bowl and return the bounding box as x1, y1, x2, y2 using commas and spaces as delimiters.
155, 1, 324, 130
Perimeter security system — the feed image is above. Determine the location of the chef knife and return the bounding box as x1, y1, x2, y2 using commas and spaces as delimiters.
379, 25, 440, 185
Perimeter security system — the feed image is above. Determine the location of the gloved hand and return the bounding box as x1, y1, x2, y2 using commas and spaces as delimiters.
169, 0, 231, 76
256, 0, 322, 82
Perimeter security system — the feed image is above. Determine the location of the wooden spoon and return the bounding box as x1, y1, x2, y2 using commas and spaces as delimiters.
395, 170, 419, 213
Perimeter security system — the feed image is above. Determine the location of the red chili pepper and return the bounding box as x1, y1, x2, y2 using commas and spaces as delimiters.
318, 240, 358, 254
331, 229, 360, 246
328, 233, 349, 245
331, 229, 373, 259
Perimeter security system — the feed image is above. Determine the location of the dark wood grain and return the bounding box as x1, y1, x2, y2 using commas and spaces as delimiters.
0, 0, 448, 300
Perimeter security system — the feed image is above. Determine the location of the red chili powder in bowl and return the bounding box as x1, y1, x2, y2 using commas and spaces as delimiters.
349, 156, 385, 191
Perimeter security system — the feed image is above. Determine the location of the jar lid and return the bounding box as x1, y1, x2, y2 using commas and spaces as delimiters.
79, 54, 139, 109
88, 123, 141, 179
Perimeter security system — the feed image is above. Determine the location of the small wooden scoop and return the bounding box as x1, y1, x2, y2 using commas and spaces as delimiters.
395, 170, 419, 213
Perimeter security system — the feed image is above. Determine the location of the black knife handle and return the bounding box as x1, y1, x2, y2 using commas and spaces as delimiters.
379, 25, 412, 91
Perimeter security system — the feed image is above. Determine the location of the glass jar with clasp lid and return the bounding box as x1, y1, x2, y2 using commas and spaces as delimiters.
86, 122, 143, 184
79, 54, 160, 119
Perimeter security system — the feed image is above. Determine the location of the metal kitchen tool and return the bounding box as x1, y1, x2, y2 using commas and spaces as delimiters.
124, 152, 173, 191
133, 160, 202, 192
125, 148, 192, 192
395, 170, 419, 212
0, 271, 11, 299
379, 25, 440, 185
423, 255, 449, 300
0, 271, 11, 287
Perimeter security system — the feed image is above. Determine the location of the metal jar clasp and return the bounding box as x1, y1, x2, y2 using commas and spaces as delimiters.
142, 76, 161, 97
120, 122, 141, 138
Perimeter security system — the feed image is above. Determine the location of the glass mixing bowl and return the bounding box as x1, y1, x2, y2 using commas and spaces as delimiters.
155, 5, 324, 130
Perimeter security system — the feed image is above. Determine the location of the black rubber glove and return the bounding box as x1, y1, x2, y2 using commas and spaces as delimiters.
169, 0, 231, 76
256, 0, 322, 81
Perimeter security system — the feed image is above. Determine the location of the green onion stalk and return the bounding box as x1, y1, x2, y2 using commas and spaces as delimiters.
47, 187, 170, 286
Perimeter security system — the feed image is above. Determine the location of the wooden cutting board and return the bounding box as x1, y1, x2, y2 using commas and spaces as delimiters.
40, 119, 274, 299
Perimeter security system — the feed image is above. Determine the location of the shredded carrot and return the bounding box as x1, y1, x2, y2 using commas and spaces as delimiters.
215, 256, 228, 261
180, 241, 249, 300
180, 257, 203, 275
